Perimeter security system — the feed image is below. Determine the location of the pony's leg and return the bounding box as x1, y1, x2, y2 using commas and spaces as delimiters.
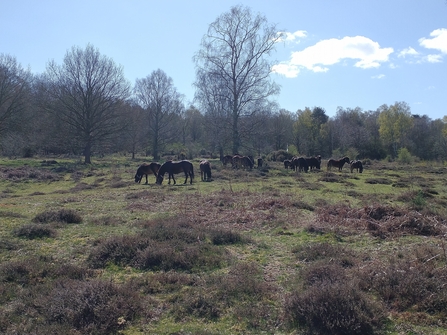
145, 174, 149, 184
184, 172, 188, 184
172, 174, 176, 185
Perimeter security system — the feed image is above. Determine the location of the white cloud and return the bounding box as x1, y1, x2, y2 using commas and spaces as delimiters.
271, 63, 300, 78
277, 30, 307, 43
398, 47, 419, 58
372, 74, 385, 79
425, 54, 443, 63
419, 28, 447, 54
273, 35, 393, 77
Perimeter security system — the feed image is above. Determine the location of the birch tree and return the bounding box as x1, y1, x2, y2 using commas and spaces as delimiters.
194, 5, 282, 154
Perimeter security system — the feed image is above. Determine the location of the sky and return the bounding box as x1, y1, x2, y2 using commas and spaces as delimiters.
1, 0, 446, 120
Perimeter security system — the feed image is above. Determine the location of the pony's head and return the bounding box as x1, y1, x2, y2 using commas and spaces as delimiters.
156, 174, 164, 185
135, 174, 142, 183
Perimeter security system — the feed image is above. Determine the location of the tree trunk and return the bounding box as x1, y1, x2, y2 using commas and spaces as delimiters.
84, 142, 92, 164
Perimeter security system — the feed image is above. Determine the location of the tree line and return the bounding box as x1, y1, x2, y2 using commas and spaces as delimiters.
1, 6, 447, 163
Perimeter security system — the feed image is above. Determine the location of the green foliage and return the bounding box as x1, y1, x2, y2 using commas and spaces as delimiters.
287, 144, 299, 156
397, 147, 413, 164
378, 102, 413, 157
267, 149, 294, 161
411, 190, 427, 210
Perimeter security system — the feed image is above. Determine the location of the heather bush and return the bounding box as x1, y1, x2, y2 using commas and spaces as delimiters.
286, 280, 384, 335
13, 223, 57, 239
358, 247, 447, 319
88, 222, 230, 272
33, 208, 82, 224
210, 229, 246, 245
134, 241, 225, 272
40, 279, 141, 334
87, 235, 151, 268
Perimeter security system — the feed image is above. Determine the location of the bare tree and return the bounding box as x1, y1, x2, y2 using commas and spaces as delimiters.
0, 54, 31, 142
194, 5, 282, 154
42, 44, 130, 163
134, 69, 184, 160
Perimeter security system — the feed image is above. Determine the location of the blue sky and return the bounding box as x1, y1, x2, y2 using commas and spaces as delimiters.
2, 0, 446, 119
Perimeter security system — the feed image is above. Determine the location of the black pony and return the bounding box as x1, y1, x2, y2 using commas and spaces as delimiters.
305, 156, 321, 170
292, 157, 309, 172
156, 160, 194, 185
232, 155, 253, 169
350, 160, 363, 173
327, 157, 350, 171
200, 160, 212, 181
221, 155, 233, 167
134, 162, 161, 184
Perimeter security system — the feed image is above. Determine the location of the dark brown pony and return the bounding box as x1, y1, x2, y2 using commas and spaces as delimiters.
350, 160, 363, 173
284, 159, 292, 169
134, 162, 161, 184
156, 160, 194, 185
327, 156, 350, 171
200, 160, 212, 181
232, 155, 253, 169
305, 155, 321, 170
221, 155, 233, 167
292, 157, 309, 172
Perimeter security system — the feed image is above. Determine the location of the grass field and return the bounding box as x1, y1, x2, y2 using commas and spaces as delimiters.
1, 156, 447, 334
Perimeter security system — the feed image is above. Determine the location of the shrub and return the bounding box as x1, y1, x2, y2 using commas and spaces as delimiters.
267, 150, 294, 162
397, 147, 413, 164
134, 242, 225, 272
88, 230, 228, 272
0, 258, 93, 286
13, 224, 57, 239
87, 235, 150, 268
210, 229, 245, 245
32, 208, 82, 224
358, 251, 447, 317
141, 218, 206, 244
220, 262, 272, 299
286, 281, 384, 335
411, 190, 427, 210
41, 279, 141, 334
292, 242, 357, 267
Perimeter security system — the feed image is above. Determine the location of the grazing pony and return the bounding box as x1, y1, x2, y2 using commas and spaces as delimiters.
257, 158, 263, 168
292, 157, 309, 172
221, 155, 234, 167
350, 160, 363, 173
134, 162, 161, 184
327, 156, 350, 171
305, 156, 321, 170
156, 160, 194, 185
284, 159, 292, 169
200, 160, 212, 181
232, 155, 253, 169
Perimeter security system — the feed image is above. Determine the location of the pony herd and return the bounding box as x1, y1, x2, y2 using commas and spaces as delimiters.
134, 155, 363, 186
221, 154, 255, 170
284, 155, 363, 173
134, 159, 211, 185
284, 156, 322, 172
